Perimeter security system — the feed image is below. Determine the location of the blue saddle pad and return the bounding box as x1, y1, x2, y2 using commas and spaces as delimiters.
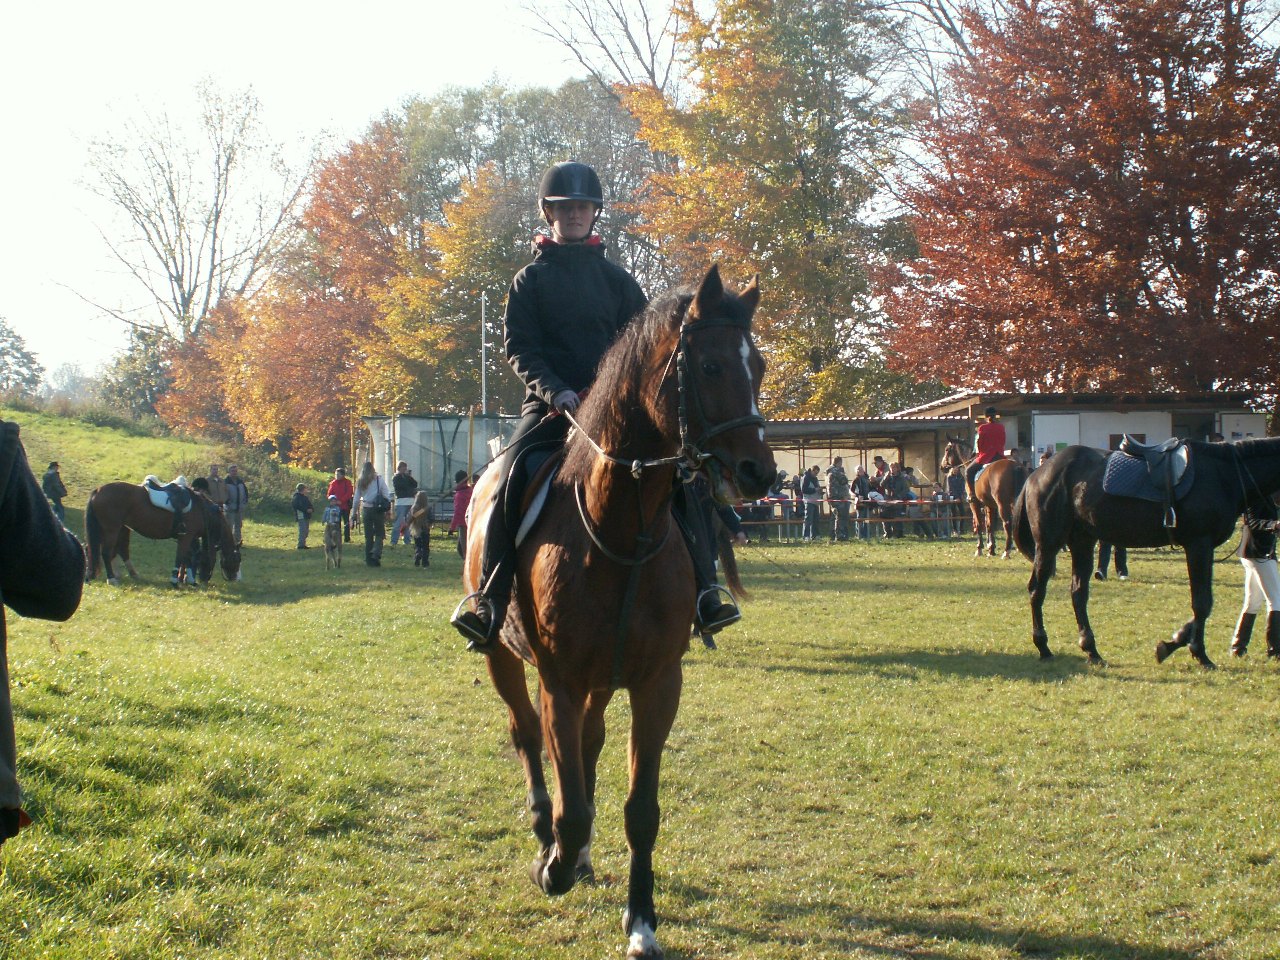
1101, 451, 1195, 502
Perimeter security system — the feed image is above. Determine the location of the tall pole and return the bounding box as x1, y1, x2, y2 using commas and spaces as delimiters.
480, 291, 488, 416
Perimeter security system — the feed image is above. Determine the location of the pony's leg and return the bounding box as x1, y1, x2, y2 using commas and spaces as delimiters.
1067, 538, 1105, 665
998, 500, 1016, 560
576, 689, 614, 883
1158, 544, 1216, 669
622, 664, 682, 960
984, 500, 998, 556
1028, 548, 1057, 659
102, 528, 121, 586
530, 682, 591, 897
118, 529, 139, 579
485, 647, 553, 853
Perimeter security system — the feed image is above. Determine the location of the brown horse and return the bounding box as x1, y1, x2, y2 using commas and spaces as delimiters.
462, 267, 774, 959
941, 439, 1027, 558
85, 482, 241, 587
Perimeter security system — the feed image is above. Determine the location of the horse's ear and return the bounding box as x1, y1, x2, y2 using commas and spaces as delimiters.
690, 264, 725, 321
739, 274, 760, 315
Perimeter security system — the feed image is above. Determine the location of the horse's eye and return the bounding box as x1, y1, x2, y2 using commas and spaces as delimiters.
701, 360, 722, 376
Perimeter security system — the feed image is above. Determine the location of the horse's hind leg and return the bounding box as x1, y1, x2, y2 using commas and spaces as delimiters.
1028, 547, 1057, 659
1067, 537, 1105, 665
623, 664, 682, 960
971, 503, 985, 556
998, 501, 1015, 559
486, 647, 553, 853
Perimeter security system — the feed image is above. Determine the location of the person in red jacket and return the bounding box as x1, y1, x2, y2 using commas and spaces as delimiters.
966, 406, 1007, 501
450, 470, 474, 559
326, 467, 355, 543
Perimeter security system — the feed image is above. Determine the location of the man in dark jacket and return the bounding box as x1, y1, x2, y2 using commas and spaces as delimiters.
1, 420, 85, 846
41, 461, 67, 524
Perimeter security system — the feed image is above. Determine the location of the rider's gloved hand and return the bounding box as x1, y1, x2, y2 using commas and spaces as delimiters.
552, 390, 581, 414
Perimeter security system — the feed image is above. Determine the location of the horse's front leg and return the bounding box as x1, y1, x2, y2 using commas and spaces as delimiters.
576, 689, 614, 884
623, 664, 682, 960
971, 503, 985, 556
1158, 543, 1216, 669
1068, 537, 1105, 665
486, 647, 553, 853
531, 682, 591, 897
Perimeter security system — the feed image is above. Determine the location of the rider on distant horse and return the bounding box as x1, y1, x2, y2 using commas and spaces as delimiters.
450, 161, 741, 653
967, 406, 1006, 501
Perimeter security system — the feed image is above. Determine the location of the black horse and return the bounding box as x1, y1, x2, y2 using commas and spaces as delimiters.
1012, 438, 1280, 668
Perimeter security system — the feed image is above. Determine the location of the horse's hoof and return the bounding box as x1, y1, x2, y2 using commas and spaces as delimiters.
575, 862, 596, 885
1038, 649, 1054, 660
1155, 640, 1175, 663
1087, 654, 1107, 667
1193, 653, 1217, 670
623, 911, 663, 960
107, 578, 120, 587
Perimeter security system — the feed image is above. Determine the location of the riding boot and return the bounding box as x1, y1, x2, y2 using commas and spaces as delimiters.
1266, 611, 1280, 659
673, 481, 741, 636
1231, 611, 1257, 657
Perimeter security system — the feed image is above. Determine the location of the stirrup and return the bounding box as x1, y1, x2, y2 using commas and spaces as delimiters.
695, 585, 740, 635
450, 593, 497, 652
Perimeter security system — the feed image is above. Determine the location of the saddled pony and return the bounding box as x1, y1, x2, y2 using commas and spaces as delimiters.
462, 267, 775, 959
85, 482, 241, 587
940, 439, 1027, 558
1012, 438, 1280, 667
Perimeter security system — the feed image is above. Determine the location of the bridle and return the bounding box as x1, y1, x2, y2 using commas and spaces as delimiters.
564, 314, 765, 485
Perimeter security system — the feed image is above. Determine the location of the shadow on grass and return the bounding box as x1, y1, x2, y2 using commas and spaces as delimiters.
660, 884, 1202, 960
759, 646, 1097, 682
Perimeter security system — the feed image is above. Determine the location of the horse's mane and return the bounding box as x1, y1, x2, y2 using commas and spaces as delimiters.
1189, 436, 1280, 461
561, 292, 692, 482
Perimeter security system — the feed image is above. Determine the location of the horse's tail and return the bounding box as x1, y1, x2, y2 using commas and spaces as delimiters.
1012, 485, 1034, 561
84, 493, 102, 579
717, 524, 749, 600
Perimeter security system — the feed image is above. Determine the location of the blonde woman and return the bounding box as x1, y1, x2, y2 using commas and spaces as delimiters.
352, 462, 392, 567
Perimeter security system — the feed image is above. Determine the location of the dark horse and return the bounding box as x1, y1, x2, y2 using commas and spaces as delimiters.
1012, 438, 1280, 667
941, 439, 1027, 558
462, 267, 774, 959
85, 482, 241, 587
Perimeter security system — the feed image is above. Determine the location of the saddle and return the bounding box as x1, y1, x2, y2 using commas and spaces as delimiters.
1103, 435, 1193, 527
142, 476, 195, 514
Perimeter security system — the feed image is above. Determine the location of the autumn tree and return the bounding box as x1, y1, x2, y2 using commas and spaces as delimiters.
622, 0, 937, 415
880, 0, 1280, 395
86, 82, 309, 344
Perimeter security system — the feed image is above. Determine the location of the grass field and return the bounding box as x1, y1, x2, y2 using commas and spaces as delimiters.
2, 409, 1277, 959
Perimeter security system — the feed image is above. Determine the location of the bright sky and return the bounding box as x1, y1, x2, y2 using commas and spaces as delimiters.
0, 0, 582, 380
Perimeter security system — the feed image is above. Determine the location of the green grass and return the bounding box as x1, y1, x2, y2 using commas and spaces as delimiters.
2, 409, 1277, 959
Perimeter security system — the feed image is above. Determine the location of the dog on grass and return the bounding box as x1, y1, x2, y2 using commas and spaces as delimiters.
323, 520, 343, 569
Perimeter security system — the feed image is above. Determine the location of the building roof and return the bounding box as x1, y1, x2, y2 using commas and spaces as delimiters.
891, 391, 1255, 419
765, 416, 972, 448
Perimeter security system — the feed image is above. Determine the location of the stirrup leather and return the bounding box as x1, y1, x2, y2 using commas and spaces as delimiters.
450, 592, 497, 650
695, 585, 740, 635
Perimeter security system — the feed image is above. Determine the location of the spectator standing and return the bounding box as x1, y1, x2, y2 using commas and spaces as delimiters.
450, 470, 473, 559
390, 461, 418, 547
352, 462, 392, 567
292, 483, 314, 549
1, 419, 85, 847
407, 490, 433, 568
826, 457, 851, 542
852, 465, 872, 540
881, 461, 912, 538
326, 467, 355, 543
224, 464, 249, 544
1231, 498, 1280, 657
41, 461, 67, 524
800, 465, 822, 541
1094, 542, 1129, 581
872, 455, 889, 482
205, 464, 229, 514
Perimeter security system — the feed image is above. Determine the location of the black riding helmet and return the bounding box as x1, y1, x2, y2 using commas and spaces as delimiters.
539, 161, 605, 236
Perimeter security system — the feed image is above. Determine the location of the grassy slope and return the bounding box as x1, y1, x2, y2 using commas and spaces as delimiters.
1, 409, 1275, 959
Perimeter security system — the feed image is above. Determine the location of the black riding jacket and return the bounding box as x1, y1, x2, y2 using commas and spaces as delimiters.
504, 235, 647, 417
1241, 498, 1280, 561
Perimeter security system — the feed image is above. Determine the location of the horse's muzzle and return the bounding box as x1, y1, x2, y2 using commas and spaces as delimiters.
734, 457, 775, 501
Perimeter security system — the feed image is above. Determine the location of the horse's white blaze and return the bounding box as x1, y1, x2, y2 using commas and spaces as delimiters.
738, 337, 764, 441
626, 919, 659, 957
